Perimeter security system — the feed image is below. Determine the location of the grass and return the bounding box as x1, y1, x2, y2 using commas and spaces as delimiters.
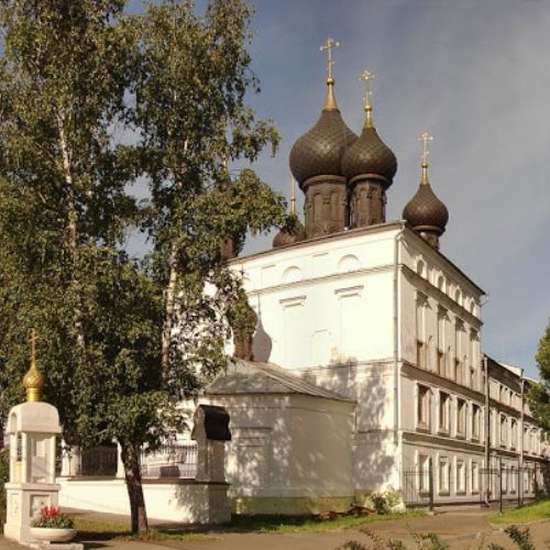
490, 499, 550, 525
72, 510, 426, 542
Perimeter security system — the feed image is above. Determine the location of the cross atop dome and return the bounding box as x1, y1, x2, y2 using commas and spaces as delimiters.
320, 37, 340, 82
418, 131, 434, 184
359, 69, 375, 127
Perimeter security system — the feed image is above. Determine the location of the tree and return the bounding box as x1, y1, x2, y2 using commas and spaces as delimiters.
528, 321, 550, 433
0, 0, 287, 535
131, 0, 284, 374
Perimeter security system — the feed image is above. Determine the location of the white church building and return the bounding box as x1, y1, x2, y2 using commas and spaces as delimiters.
56, 47, 548, 518
200, 56, 549, 514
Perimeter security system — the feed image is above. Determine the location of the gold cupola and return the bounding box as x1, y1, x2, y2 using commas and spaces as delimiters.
22, 329, 44, 402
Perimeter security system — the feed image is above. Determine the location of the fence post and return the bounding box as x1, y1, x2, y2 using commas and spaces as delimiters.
499, 459, 503, 514
517, 466, 521, 507
428, 457, 434, 512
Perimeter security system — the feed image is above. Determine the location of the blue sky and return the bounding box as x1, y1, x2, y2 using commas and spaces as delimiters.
130, 0, 550, 378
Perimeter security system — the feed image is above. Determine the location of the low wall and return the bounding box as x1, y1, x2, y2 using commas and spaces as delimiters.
57, 477, 230, 524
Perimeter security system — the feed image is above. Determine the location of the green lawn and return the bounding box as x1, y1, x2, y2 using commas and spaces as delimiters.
73, 510, 426, 541
490, 499, 550, 525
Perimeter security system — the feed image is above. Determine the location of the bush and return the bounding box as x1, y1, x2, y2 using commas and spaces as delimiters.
371, 494, 390, 515
361, 490, 403, 515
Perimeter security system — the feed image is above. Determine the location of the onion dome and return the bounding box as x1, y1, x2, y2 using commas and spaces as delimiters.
403, 159, 449, 249
341, 71, 397, 187
273, 178, 306, 247
289, 77, 357, 187
23, 329, 44, 402
273, 217, 306, 248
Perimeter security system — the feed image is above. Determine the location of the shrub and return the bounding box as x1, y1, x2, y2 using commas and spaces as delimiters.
371, 493, 390, 515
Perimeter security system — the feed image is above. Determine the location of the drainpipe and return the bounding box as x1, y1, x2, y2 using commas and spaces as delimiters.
484, 354, 490, 506
393, 227, 405, 451
519, 377, 525, 468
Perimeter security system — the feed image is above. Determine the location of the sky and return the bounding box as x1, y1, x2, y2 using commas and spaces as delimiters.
129, 0, 550, 378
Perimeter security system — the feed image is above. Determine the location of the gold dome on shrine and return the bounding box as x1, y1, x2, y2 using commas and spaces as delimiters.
22, 329, 44, 402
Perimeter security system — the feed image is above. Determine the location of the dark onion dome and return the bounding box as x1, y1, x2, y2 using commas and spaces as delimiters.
289, 78, 357, 188
273, 215, 306, 248
402, 163, 449, 236
341, 104, 397, 188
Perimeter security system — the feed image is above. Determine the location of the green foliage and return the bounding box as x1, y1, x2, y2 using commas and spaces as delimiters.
0, 448, 8, 528
338, 526, 534, 549
361, 490, 403, 515
371, 494, 390, 515
528, 321, 550, 433
502, 526, 534, 550
490, 498, 550, 525
0, 0, 286, 535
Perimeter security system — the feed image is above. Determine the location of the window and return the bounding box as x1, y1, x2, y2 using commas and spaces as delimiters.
510, 419, 518, 449
510, 467, 517, 493
416, 294, 427, 369
456, 459, 466, 494
469, 331, 478, 389
454, 289, 462, 306
471, 462, 480, 493
417, 385, 431, 429
523, 426, 529, 452
418, 454, 430, 493
472, 404, 481, 440
500, 415, 508, 447
437, 309, 447, 376
456, 399, 466, 437
454, 320, 463, 384
439, 392, 450, 433
417, 259, 425, 277
438, 456, 450, 494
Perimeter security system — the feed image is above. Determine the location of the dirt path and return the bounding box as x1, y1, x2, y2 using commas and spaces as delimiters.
2, 509, 549, 549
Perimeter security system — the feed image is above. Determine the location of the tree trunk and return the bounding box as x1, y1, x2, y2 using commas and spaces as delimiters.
120, 442, 148, 534
161, 242, 178, 369
56, 111, 86, 349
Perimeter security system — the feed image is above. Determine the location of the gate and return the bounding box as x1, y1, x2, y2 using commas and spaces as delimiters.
402, 458, 434, 509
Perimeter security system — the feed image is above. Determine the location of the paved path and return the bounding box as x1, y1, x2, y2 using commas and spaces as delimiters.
2, 508, 550, 549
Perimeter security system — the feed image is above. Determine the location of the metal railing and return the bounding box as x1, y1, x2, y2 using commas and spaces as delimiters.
140, 443, 198, 479
80, 445, 118, 476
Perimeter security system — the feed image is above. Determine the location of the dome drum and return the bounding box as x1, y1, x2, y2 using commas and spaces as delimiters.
349, 179, 387, 228
348, 172, 391, 188
304, 179, 347, 238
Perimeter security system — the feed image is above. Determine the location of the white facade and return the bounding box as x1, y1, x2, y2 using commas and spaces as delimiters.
209, 220, 549, 511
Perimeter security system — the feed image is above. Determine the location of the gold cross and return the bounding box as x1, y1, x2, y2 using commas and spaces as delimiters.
419, 131, 434, 165
289, 173, 296, 216
359, 69, 375, 108
320, 37, 340, 80
30, 328, 37, 365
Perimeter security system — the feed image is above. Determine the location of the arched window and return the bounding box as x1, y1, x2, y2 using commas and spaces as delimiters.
437, 275, 446, 293
454, 289, 462, 306
416, 259, 425, 277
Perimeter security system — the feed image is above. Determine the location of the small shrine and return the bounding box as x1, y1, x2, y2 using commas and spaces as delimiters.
3, 330, 62, 544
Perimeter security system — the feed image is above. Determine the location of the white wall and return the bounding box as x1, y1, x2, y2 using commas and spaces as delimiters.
230, 225, 401, 371
203, 394, 355, 500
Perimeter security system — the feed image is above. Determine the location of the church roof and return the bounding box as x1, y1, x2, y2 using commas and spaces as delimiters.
205, 359, 353, 403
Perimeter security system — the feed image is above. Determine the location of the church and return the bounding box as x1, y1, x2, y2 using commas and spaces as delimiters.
199, 39, 549, 514
56, 39, 548, 519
